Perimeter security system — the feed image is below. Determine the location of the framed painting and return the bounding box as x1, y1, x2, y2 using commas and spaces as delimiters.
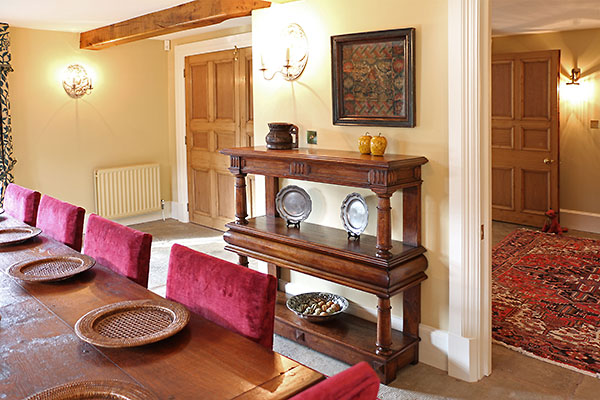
331, 28, 415, 127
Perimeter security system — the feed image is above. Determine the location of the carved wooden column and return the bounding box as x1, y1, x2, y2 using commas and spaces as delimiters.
375, 193, 393, 258
231, 156, 248, 267
376, 297, 393, 355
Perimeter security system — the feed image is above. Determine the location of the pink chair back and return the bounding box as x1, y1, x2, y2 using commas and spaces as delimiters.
166, 244, 277, 349
83, 214, 152, 288
290, 361, 380, 400
36, 195, 85, 251
3, 183, 41, 226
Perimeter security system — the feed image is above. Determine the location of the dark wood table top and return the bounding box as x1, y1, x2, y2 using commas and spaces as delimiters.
0, 216, 323, 399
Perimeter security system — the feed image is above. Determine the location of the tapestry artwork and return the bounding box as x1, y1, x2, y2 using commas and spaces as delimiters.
493, 228, 600, 376
341, 40, 406, 118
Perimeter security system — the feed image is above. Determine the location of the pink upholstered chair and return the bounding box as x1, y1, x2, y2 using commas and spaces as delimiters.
3, 183, 41, 226
36, 195, 85, 251
290, 361, 380, 400
83, 214, 152, 288
166, 244, 277, 349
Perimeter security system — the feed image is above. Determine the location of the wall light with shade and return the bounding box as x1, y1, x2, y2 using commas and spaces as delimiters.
561, 66, 593, 105
566, 67, 581, 85
62, 64, 93, 98
260, 23, 308, 81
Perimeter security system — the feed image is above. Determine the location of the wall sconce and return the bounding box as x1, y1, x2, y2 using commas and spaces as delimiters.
566, 67, 581, 85
260, 23, 308, 81
62, 64, 93, 98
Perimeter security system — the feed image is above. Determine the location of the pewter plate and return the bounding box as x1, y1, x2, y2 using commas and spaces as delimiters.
276, 185, 312, 225
340, 193, 368, 237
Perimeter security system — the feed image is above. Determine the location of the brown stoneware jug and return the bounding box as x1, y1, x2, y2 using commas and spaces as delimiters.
265, 123, 299, 150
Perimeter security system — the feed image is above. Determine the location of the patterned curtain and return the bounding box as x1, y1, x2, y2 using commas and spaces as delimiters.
0, 23, 16, 205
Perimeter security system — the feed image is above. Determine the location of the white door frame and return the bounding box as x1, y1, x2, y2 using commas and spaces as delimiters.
173, 32, 253, 222
447, 0, 492, 381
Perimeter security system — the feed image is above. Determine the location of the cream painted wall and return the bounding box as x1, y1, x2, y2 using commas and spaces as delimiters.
253, 0, 449, 330
9, 27, 169, 213
493, 28, 600, 214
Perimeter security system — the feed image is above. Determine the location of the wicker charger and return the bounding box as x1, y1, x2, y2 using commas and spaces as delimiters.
0, 226, 42, 246
7, 254, 96, 283
25, 379, 158, 400
75, 299, 190, 348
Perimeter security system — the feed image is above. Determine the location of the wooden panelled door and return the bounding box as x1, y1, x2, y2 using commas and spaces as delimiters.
185, 47, 254, 230
491, 50, 560, 226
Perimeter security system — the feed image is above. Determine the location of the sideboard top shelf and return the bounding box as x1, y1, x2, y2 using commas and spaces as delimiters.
220, 146, 428, 169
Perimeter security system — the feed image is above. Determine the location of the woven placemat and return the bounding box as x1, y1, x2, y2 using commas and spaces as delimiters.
25, 380, 158, 400
7, 254, 96, 282
75, 299, 190, 348
0, 226, 42, 246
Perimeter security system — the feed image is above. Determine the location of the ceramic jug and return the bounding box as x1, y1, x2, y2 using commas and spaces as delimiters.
265, 123, 299, 150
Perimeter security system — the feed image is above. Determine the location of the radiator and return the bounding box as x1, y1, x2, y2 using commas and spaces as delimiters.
94, 164, 161, 219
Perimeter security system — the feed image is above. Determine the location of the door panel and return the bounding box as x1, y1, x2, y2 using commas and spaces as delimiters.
492, 167, 514, 209
185, 47, 253, 230
492, 61, 514, 119
492, 50, 559, 226
522, 59, 550, 119
492, 127, 514, 149
521, 169, 549, 213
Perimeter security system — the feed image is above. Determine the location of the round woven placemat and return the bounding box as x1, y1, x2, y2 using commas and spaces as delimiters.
75, 299, 190, 348
0, 226, 42, 246
25, 380, 158, 400
7, 254, 96, 282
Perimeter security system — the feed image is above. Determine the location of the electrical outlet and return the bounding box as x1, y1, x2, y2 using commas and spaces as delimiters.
590, 120, 599, 129
307, 130, 317, 144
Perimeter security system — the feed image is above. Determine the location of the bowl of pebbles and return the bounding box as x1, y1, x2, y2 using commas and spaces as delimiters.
286, 292, 349, 322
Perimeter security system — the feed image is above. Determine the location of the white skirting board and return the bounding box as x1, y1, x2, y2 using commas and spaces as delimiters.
560, 209, 600, 234
282, 281, 449, 372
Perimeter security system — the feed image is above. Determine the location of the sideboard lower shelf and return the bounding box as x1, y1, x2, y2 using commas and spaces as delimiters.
275, 292, 419, 383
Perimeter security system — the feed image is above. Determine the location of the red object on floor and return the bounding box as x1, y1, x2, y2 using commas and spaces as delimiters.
3, 183, 41, 226
493, 228, 600, 376
290, 361, 379, 400
541, 209, 568, 235
83, 214, 152, 288
36, 195, 85, 251
165, 244, 277, 349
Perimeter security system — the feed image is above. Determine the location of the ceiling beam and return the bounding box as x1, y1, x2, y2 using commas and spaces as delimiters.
80, 0, 271, 50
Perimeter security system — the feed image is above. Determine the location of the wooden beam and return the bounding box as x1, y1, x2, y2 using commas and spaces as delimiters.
80, 0, 271, 50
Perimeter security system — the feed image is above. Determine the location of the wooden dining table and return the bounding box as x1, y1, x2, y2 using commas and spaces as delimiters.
0, 215, 324, 399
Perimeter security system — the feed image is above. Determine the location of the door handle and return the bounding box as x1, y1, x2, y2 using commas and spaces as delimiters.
543, 158, 555, 165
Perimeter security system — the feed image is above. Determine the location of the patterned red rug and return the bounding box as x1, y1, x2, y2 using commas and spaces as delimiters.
493, 228, 600, 377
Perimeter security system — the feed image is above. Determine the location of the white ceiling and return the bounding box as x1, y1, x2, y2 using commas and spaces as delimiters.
1, 0, 600, 37
492, 0, 600, 36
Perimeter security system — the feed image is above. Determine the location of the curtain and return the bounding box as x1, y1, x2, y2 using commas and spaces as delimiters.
0, 23, 16, 204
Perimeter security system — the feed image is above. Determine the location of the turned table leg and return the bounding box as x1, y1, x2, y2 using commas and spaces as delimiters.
375, 194, 392, 258
376, 297, 393, 355
234, 172, 248, 225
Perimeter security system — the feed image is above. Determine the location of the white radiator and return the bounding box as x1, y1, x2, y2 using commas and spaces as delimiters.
94, 164, 161, 219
